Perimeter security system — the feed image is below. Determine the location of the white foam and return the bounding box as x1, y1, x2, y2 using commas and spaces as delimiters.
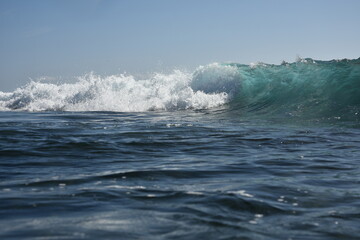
0, 70, 229, 112
228, 190, 254, 198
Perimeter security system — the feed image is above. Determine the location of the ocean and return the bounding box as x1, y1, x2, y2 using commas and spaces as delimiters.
0, 58, 359, 239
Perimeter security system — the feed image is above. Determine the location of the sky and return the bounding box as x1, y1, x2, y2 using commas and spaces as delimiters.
1, 0, 360, 91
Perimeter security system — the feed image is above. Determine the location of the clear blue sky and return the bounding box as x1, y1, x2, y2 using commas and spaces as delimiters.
1, 0, 359, 91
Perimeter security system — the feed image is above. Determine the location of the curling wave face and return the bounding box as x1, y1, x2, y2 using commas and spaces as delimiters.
227, 58, 360, 122
1, 58, 360, 122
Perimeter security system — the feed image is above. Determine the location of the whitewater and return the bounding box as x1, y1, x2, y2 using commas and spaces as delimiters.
0, 65, 230, 112
1, 58, 360, 239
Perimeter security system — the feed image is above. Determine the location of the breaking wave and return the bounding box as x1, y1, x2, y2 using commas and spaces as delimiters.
1, 57, 359, 122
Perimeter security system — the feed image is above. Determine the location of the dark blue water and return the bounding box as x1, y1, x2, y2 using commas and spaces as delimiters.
1, 110, 359, 239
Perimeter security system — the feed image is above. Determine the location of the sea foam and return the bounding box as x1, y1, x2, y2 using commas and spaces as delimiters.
0, 70, 229, 112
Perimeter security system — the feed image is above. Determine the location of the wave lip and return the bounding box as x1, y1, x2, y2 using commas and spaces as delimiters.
191, 62, 241, 96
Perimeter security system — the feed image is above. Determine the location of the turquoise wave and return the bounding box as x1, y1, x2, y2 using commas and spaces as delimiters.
193, 58, 360, 123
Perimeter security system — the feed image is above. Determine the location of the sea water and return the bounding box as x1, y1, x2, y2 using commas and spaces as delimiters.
0, 58, 359, 239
